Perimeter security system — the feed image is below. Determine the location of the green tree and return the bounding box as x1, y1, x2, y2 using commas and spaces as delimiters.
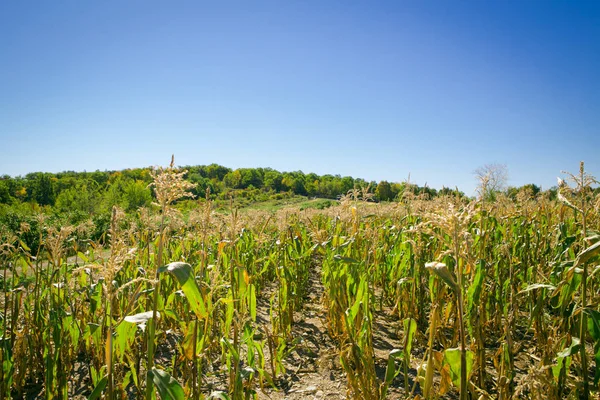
0, 180, 12, 204
264, 170, 284, 192
188, 173, 217, 197
27, 172, 56, 206
341, 176, 355, 193
122, 180, 153, 211
101, 178, 152, 212
438, 186, 466, 199
239, 168, 263, 189
375, 180, 393, 201
55, 183, 99, 214
282, 172, 307, 195
506, 183, 541, 201
223, 170, 242, 189
205, 164, 231, 180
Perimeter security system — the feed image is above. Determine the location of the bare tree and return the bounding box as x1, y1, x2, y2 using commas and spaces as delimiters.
474, 163, 508, 200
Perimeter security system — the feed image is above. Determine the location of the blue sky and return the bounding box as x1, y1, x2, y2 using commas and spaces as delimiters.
1, 1, 599, 195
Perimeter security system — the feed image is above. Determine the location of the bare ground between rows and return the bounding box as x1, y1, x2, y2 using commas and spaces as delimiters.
248, 264, 412, 400
255, 264, 344, 400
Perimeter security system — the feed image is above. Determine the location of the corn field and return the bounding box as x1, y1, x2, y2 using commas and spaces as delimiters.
1, 162, 599, 399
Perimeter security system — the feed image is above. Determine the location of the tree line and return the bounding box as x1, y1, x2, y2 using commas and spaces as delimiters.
0, 162, 561, 251
0, 163, 562, 225
0, 164, 469, 211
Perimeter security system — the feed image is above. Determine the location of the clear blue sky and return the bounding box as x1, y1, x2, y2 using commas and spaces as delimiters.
1, 1, 599, 195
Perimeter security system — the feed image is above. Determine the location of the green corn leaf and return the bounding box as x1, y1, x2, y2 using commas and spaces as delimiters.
384, 349, 403, 383
149, 368, 185, 400
556, 272, 582, 310
115, 320, 137, 361
249, 283, 257, 322
161, 262, 207, 319
443, 348, 474, 388
552, 356, 571, 380
77, 251, 89, 263
88, 323, 103, 345
557, 337, 581, 358
220, 337, 239, 360
128, 359, 139, 386
403, 318, 417, 356
467, 260, 485, 316
582, 308, 600, 385
585, 308, 600, 341
595, 346, 600, 386
18, 240, 31, 252
333, 254, 360, 264
122, 371, 132, 393
87, 375, 107, 400
381, 349, 403, 398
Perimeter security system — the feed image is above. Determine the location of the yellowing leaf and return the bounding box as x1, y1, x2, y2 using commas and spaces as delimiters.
426, 262, 458, 293
575, 241, 600, 268
440, 364, 452, 395
218, 241, 229, 255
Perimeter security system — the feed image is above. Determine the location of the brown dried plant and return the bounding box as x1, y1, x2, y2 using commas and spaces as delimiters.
45, 225, 75, 268
149, 155, 196, 210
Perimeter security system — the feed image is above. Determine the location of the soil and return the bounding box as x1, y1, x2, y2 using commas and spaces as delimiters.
258, 265, 346, 400
253, 264, 409, 400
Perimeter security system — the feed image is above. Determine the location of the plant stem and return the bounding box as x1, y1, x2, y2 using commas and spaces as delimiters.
146, 212, 165, 400
107, 297, 114, 400
454, 230, 467, 400
578, 162, 589, 400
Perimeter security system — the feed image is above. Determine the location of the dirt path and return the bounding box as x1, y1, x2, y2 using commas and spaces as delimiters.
256, 262, 413, 399
259, 263, 346, 400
